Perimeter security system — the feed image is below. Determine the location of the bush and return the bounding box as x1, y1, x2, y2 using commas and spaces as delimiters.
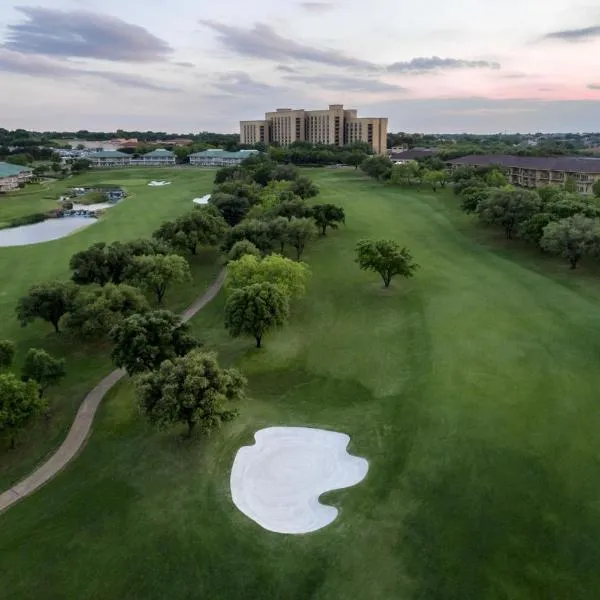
8, 213, 47, 228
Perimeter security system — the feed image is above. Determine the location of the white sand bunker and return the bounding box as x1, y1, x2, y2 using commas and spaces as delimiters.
148, 180, 172, 187
230, 427, 368, 534
193, 194, 211, 205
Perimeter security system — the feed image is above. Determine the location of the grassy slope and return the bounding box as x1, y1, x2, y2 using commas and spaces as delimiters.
2, 171, 600, 599
0, 168, 220, 489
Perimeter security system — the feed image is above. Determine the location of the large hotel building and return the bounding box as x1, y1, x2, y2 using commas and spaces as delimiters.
240, 104, 388, 155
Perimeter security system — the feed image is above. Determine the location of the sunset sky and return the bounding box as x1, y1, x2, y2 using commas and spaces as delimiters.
1, 0, 599, 133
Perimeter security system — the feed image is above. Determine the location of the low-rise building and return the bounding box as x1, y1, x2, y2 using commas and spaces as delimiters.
189, 149, 260, 167
131, 148, 176, 166
448, 155, 600, 195
88, 150, 132, 168
0, 162, 34, 192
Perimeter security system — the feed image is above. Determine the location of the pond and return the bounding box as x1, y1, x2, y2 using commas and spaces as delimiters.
0, 217, 96, 247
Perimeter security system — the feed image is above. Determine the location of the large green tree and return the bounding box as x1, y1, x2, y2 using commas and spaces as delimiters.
21, 348, 66, 397
355, 239, 419, 288
69, 242, 111, 286
312, 204, 345, 236
224, 282, 290, 348
270, 198, 313, 221
476, 189, 541, 239
227, 240, 262, 263
391, 160, 420, 186
153, 208, 228, 256
0, 373, 43, 448
110, 310, 200, 375
135, 349, 246, 438
593, 179, 600, 198
286, 217, 317, 260
0, 340, 15, 369
223, 219, 275, 254
361, 155, 392, 180
540, 215, 599, 269
16, 281, 77, 333
210, 192, 250, 226
66, 284, 150, 339
227, 254, 310, 300
423, 169, 447, 192
290, 176, 319, 199
267, 216, 291, 254
127, 254, 191, 305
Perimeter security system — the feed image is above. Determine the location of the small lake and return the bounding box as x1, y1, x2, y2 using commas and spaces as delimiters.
0, 217, 96, 247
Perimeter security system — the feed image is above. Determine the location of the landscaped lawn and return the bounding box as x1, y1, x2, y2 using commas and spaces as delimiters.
0, 167, 221, 490
2, 170, 600, 598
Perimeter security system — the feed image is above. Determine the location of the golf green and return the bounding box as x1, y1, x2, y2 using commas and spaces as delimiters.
1, 170, 600, 599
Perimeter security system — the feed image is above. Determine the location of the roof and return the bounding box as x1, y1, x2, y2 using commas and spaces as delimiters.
142, 148, 175, 157
389, 149, 437, 160
0, 162, 33, 177
89, 150, 131, 159
448, 154, 600, 174
189, 149, 260, 159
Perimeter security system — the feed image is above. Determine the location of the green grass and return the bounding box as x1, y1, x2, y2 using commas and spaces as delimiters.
0, 168, 220, 489
2, 171, 600, 598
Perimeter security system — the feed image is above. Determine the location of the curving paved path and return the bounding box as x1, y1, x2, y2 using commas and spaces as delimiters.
0, 269, 226, 514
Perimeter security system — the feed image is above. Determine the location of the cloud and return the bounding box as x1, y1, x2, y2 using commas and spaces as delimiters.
0, 48, 178, 91
276, 64, 299, 73
213, 71, 279, 95
4, 6, 173, 62
587, 83, 600, 90
387, 56, 500, 74
199, 20, 378, 70
540, 25, 600, 42
174, 61, 195, 68
285, 73, 408, 93
299, 2, 334, 13
501, 73, 528, 79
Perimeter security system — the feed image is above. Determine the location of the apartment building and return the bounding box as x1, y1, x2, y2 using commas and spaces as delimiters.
88, 150, 132, 168
449, 155, 600, 195
241, 104, 388, 154
130, 148, 176, 166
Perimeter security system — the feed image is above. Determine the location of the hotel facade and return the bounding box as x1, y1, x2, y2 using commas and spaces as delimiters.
449, 155, 600, 195
241, 104, 388, 155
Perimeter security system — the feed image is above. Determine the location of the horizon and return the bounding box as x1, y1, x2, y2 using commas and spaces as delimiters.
1, 1, 600, 133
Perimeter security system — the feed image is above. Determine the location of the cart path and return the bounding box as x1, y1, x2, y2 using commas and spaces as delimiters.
0, 269, 226, 514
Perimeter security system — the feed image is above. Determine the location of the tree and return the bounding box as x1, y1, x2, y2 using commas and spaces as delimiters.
153, 209, 228, 256
0, 340, 15, 369
227, 254, 310, 300
347, 152, 367, 169
210, 192, 250, 226
0, 373, 43, 448
312, 204, 345, 236
70, 242, 111, 286
564, 176, 578, 193
224, 282, 290, 348
593, 179, 600, 198
361, 155, 392, 180
519, 213, 557, 247
423, 169, 446, 192
267, 216, 290, 253
71, 158, 91, 174
16, 281, 77, 333
271, 198, 313, 221
287, 217, 317, 260
355, 239, 419, 288
227, 240, 261, 263
22, 348, 66, 397
223, 219, 275, 254
290, 176, 320, 199
485, 169, 508, 187
271, 164, 299, 181
135, 349, 245, 438
66, 284, 150, 339
540, 215, 599, 269
391, 161, 420, 186
127, 254, 191, 305
476, 189, 541, 239
110, 310, 200, 375
461, 187, 491, 213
